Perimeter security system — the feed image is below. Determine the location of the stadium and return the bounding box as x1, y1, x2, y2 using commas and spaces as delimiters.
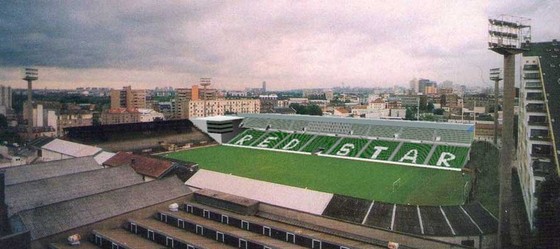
164, 113, 498, 247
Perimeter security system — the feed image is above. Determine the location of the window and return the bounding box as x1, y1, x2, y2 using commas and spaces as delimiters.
160, 213, 167, 223
239, 239, 248, 249
130, 223, 137, 233
187, 245, 195, 249
262, 226, 271, 236
196, 225, 204, 235
178, 219, 185, 229
241, 220, 250, 230
203, 209, 210, 219
166, 237, 174, 248
147, 230, 155, 240
312, 239, 322, 249
94, 235, 102, 246
216, 231, 225, 242
221, 215, 229, 224
286, 232, 295, 243
112, 242, 119, 249
186, 204, 193, 213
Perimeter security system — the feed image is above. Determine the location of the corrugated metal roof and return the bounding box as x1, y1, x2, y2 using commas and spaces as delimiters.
4, 156, 100, 186
42, 139, 102, 158
186, 169, 333, 215
14, 176, 191, 240
6, 165, 143, 216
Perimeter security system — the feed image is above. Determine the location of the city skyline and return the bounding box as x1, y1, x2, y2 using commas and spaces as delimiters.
0, 1, 559, 90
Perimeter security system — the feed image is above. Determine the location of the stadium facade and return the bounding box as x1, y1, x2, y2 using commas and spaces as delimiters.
517, 40, 560, 228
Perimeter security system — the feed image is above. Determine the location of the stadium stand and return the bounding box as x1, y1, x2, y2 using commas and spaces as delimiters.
391, 143, 433, 164
252, 131, 291, 149
399, 127, 435, 141
241, 117, 269, 129
359, 140, 402, 160
367, 125, 402, 139
273, 132, 316, 151
328, 137, 369, 157
351, 123, 370, 136
300, 135, 341, 153
322, 195, 372, 224
307, 121, 352, 135
229, 114, 474, 169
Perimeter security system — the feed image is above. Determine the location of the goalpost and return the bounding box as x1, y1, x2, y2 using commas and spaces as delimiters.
392, 178, 402, 192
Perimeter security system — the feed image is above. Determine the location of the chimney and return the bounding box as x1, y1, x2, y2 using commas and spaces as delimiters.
0, 171, 9, 235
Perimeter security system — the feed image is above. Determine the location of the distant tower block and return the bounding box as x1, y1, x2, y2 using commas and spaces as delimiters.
200, 78, 211, 117
488, 14, 531, 248
21, 67, 38, 140
262, 81, 266, 93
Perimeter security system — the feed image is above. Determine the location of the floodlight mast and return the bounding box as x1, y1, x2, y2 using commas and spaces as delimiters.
490, 68, 502, 145
488, 15, 531, 249
22, 68, 38, 141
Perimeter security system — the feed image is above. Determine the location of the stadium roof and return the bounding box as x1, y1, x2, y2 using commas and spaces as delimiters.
194, 115, 244, 122
4, 156, 100, 186
11, 176, 191, 240
238, 113, 474, 131
42, 139, 102, 158
186, 169, 333, 215
6, 165, 142, 216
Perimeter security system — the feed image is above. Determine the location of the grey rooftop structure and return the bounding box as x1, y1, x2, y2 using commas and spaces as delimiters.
4, 156, 100, 186
6, 165, 143, 216
11, 176, 191, 240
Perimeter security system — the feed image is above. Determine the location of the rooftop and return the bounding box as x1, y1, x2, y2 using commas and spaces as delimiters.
42, 139, 102, 158
103, 152, 174, 178
12, 176, 191, 240
4, 156, 100, 186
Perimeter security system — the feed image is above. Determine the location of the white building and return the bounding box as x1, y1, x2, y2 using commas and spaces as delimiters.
516, 41, 560, 229
137, 108, 165, 122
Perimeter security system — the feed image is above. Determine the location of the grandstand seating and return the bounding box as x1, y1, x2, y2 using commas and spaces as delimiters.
427, 145, 470, 167
242, 117, 269, 129
359, 140, 401, 160
228, 115, 474, 169
391, 143, 433, 164
301, 135, 341, 153
290, 120, 309, 131
306, 121, 352, 135
351, 124, 370, 136
399, 127, 435, 141
228, 129, 267, 146
252, 131, 291, 149
274, 133, 316, 151
268, 118, 293, 131
435, 129, 473, 144
367, 125, 402, 139
328, 137, 369, 157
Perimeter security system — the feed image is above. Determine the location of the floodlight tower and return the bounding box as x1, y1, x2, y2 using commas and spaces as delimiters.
488, 15, 531, 248
21, 68, 38, 141
200, 78, 211, 117
490, 68, 502, 145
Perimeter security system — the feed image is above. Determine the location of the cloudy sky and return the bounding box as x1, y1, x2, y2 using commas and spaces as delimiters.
0, 1, 558, 90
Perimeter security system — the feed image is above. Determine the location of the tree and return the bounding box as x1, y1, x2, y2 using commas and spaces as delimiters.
535, 174, 560, 248
433, 108, 444, 115
307, 104, 323, 116
0, 114, 7, 129
405, 107, 416, 120
426, 102, 435, 113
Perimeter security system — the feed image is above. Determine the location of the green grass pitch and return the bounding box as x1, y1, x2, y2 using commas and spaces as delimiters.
164, 145, 470, 206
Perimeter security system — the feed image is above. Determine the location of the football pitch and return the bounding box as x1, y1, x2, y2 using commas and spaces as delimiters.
164, 145, 470, 206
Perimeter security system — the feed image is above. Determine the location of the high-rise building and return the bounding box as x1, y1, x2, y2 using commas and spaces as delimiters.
0, 85, 12, 109
185, 99, 260, 118
517, 40, 560, 229
262, 81, 267, 93
176, 85, 219, 119
418, 79, 437, 94
110, 86, 147, 109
